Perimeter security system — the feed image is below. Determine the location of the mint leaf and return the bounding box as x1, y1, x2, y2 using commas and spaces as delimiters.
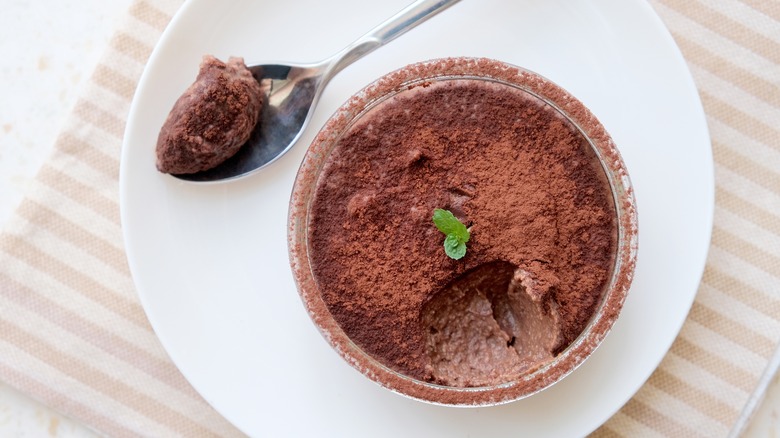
432, 208, 470, 260
432, 209, 470, 242
444, 234, 467, 260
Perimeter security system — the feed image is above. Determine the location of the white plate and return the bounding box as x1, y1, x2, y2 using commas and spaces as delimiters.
120, 0, 713, 436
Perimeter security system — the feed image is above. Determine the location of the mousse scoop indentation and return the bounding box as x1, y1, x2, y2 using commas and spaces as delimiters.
422, 261, 561, 387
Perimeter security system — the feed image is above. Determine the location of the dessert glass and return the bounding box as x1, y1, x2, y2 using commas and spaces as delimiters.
288, 57, 638, 406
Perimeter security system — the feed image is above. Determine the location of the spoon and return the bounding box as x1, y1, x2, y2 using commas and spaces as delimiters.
175, 0, 460, 182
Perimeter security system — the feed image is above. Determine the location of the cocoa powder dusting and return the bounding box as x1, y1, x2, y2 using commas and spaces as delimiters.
307, 78, 616, 386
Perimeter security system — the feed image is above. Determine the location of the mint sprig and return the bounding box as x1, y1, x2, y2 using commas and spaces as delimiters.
432, 208, 470, 260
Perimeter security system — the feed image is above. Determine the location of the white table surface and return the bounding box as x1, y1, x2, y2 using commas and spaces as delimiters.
0, 1, 777, 436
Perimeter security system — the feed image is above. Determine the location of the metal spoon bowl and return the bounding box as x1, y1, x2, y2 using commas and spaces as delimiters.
174, 0, 459, 182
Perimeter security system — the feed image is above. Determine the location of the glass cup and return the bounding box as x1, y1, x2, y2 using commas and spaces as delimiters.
288, 57, 638, 406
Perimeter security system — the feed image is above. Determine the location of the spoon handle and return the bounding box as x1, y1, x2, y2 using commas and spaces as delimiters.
326, 0, 460, 77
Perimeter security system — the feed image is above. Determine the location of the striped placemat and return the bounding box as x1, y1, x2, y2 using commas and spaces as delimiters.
0, 0, 777, 436
595, 1, 780, 436
0, 1, 242, 436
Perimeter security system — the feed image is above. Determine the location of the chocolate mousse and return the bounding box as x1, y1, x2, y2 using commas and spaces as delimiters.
306, 75, 618, 387
156, 55, 262, 174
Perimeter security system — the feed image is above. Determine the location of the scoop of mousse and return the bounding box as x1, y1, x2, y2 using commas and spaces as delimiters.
155, 55, 263, 174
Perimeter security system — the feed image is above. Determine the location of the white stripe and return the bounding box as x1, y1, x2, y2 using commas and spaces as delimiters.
681, 319, 765, 376
101, 45, 149, 86
56, 129, 121, 175
707, 245, 780, 311
0, 337, 180, 437
45, 149, 122, 217
690, 63, 780, 130
715, 167, 780, 224
0, 302, 225, 436
76, 84, 129, 121
635, 384, 729, 437
125, 8, 174, 45
714, 204, 780, 261
23, 179, 121, 246
603, 411, 668, 438
698, 282, 780, 345
2, 297, 155, 392
652, 2, 780, 82
704, 0, 780, 40
665, 347, 751, 411
0, 248, 159, 352
709, 118, 780, 174
7, 216, 136, 300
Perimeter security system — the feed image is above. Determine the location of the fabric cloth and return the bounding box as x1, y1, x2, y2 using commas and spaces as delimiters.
0, 0, 777, 436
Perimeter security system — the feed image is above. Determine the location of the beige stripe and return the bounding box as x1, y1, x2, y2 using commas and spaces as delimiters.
659, 0, 780, 64
0, 362, 134, 437
589, 425, 623, 438
0, 318, 220, 437
16, 199, 128, 275
57, 132, 120, 179
671, 337, 754, 392
111, 31, 154, 64
701, 90, 780, 148
130, 1, 173, 31
742, 0, 780, 22
0, 273, 198, 398
73, 100, 125, 139
652, 0, 779, 76
709, 117, 780, 173
0, 234, 148, 329
703, 265, 780, 318
38, 165, 119, 225
636, 385, 731, 437
715, 142, 780, 195
93, 64, 137, 101
597, 412, 667, 438
648, 368, 738, 425
716, 185, 780, 238
693, 64, 780, 136
696, 283, 780, 355
660, 351, 750, 410
620, 398, 705, 438
712, 225, 780, 277
689, 301, 775, 357
674, 34, 780, 106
